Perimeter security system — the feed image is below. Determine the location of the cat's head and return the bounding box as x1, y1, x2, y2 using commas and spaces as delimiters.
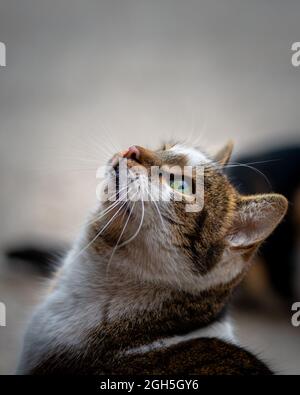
91, 141, 287, 292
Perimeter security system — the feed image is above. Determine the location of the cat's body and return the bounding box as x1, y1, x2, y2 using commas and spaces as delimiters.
18, 252, 270, 375
17, 142, 287, 375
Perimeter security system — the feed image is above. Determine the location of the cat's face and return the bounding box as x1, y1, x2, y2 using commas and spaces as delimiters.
93, 142, 287, 291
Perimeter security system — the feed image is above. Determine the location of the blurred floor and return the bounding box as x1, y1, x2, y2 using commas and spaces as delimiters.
0, 261, 46, 374
233, 310, 300, 375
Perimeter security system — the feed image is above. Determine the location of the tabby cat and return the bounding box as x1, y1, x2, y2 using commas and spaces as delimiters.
17, 141, 287, 375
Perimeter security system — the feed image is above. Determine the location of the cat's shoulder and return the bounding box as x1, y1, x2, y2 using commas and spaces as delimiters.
118, 338, 273, 375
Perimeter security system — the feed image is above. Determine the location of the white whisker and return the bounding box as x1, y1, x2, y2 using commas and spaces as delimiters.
76, 200, 128, 258
85, 188, 130, 227
106, 199, 137, 273
118, 198, 145, 248
224, 161, 273, 190
145, 183, 168, 233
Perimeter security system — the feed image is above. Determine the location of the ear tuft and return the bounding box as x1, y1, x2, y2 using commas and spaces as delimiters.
227, 193, 288, 249
214, 140, 234, 166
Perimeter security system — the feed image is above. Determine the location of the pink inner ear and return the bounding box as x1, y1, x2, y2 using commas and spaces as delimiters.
228, 222, 259, 248
228, 196, 287, 248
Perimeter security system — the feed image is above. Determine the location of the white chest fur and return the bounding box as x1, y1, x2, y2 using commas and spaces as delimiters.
125, 319, 237, 355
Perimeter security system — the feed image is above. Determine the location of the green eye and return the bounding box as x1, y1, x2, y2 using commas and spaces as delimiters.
170, 179, 191, 194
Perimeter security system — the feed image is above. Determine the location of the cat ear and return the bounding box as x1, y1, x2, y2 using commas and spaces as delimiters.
214, 140, 234, 166
227, 194, 288, 250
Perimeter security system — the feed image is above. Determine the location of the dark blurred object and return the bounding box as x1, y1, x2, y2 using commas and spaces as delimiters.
5, 243, 67, 277
227, 146, 300, 305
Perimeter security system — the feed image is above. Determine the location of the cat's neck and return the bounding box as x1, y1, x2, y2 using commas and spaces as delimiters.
85, 263, 233, 351
62, 242, 235, 343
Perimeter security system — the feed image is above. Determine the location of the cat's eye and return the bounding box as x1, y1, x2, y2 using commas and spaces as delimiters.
170, 179, 191, 195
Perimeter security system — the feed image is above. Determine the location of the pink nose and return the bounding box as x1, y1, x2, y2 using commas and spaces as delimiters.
122, 145, 140, 160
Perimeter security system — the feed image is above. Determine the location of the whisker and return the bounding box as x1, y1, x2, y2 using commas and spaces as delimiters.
76, 200, 128, 257
118, 197, 145, 248
106, 199, 137, 273
224, 161, 273, 190
85, 190, 129, 227
223, 159, 279, 168
145, 183, 168, 233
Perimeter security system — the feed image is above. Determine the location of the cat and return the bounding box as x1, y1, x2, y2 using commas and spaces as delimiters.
17, 141, 287, 375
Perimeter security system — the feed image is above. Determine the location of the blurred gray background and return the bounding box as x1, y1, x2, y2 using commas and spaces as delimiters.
0, 0, 300, 374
